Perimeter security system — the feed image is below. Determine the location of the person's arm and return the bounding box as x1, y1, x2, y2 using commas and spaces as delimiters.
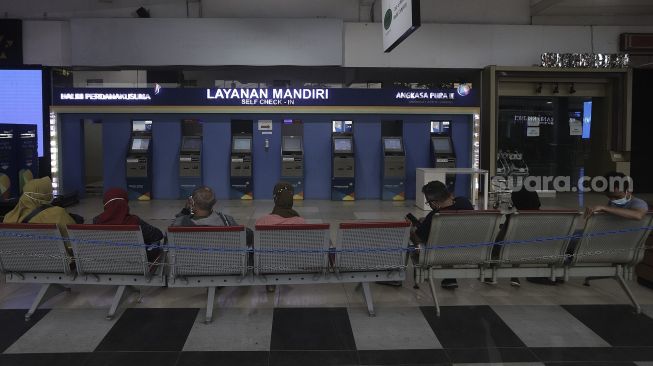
139, 218, 164, 244
585, 205, 647, 220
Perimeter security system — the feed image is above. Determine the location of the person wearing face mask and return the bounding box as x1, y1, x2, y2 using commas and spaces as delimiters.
3, 177, 77, 235
411, 180, 474, 289
255, 182, 306, 226
585, 172, 648, 220
93, 188, 163, 262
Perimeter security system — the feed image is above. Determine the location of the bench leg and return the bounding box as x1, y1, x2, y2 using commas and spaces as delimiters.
615, 273, 642, 314
361, 282, 375, 317
205, 287, 216, 324
25, 284, 68, 321
107, 285, 137, 320
427, 273, 441, 317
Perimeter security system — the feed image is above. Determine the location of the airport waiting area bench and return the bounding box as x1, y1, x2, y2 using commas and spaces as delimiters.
0, 221, 410, 323
1, 212, 651, 322
415, 210, 653, 316
0, 224, 165, 320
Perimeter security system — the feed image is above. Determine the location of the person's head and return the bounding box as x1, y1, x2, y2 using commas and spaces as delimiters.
21, 177, 54, 206
273, 182, 294, 209
422, 180, 453, 211
191, 186, 216, 215
103, 188, 129, 207
603, 171, 633, 204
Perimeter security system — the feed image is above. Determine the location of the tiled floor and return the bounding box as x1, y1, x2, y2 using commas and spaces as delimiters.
1, 196, 653, 365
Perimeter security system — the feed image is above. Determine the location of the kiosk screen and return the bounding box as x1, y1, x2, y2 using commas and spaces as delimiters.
334, 138, 353, 153
383, 138, 403, 152
233, 137, 252, 152
432, 137, 452, 153
132, 120, 152, 132
182, 137, 201, 151
131, 138, 150, 151
283, 136, 302, 152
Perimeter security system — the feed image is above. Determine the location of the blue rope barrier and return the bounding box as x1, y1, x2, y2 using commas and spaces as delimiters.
0, 224, 651, 255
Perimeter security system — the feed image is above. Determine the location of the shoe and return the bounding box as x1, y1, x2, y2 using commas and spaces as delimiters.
441, 278, 458, 289
482, 278, 497, 285
510, 278, 521, 287
266, 285, 277, 293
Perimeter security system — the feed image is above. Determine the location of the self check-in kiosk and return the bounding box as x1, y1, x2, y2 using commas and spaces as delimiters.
331, 120, 355, 201
15, 125, 38, 195
381, 120, 405, 200
281, 119, 304, 199
0, 125, 15, 200
430, 121, 456, 191
126, 120, 153, 200
230, 121, 254, 200
178, 119, 203, 198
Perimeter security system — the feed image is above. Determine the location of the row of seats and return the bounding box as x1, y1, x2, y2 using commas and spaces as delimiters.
0, 210, 651, 323
0, 222, 410, 322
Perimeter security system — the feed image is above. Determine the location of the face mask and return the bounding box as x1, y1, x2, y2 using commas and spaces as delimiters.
25, 192, 53, 205
611, 196, 631, 206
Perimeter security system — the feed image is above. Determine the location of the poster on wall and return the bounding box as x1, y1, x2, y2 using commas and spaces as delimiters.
382, 0, 421, 53
569, 118, 583, 136
0, 20, 22, 65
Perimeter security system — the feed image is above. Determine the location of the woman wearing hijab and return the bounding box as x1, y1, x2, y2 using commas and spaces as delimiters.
93, 187, 163, 262
255, 182, 306, 226
3, 177, 76, 235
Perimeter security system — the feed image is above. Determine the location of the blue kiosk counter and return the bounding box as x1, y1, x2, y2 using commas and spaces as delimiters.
50, 86, 480, 201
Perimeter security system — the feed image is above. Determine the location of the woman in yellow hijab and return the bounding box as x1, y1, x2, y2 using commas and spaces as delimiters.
3, 177, 76, 234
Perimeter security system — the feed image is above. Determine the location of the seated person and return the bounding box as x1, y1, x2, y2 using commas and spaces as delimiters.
256, 182, 306, 293
93, 187, 163, 263
585, 171, 648, 220
3, 177, 77, 235
172, 186, 238, 227
255, 182, 306, 226
411, 180, 474, 289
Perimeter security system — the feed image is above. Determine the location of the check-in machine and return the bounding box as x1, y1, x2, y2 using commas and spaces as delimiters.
331, 120, 355, 200
381, 120, 405, 200
126, 120, 153, 200
430, 121, 456, 191
178, 119, 203, 198
230, 134, 253, 200
281, 119, 304, 199
15, 125, 38, 195
0, 125, 15, 200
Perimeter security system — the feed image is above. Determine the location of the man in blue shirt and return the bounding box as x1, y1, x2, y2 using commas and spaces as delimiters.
412, 180, 474, 289
585, 172, 648, 220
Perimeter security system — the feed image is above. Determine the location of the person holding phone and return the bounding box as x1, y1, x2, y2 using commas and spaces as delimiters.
410, 180, 474, 289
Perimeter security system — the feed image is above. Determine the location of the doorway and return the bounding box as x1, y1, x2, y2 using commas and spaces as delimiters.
83, 119, 103, 196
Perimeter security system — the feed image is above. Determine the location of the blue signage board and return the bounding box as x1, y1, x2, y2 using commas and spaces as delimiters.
52, 86, 478, 108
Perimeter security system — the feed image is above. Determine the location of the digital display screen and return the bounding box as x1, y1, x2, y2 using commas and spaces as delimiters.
182, 137, 201, 151
334, 138, 352, 152
430, 121, 441, 133
233, 137, 251, 151
583, 101, 592, 139
283, 136, 302, 152
132, 120, 152, 132
332, 120, 353, 133
432, 137, 452, 153
383, 138, 403, 151
131, 138, 150, 151
0, 70, 43, 157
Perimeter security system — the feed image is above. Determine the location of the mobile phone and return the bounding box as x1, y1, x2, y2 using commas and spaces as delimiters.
405, 213, 420, 227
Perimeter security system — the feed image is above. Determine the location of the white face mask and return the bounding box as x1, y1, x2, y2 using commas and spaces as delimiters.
611, 196, 631, 206
25, 191, 53, 205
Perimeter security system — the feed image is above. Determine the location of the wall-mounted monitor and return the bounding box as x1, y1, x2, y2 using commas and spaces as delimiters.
282, 136, 302, 152
0, 69, 44, 156
181, 136, 201, 151
431, 136, 453, 153
132, 120, 152, 132
332, 120, 353, 133
333, 137, 353, 153
131, 137, 151, 151
232, 136, 252, 152
383, 137, 403, 152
